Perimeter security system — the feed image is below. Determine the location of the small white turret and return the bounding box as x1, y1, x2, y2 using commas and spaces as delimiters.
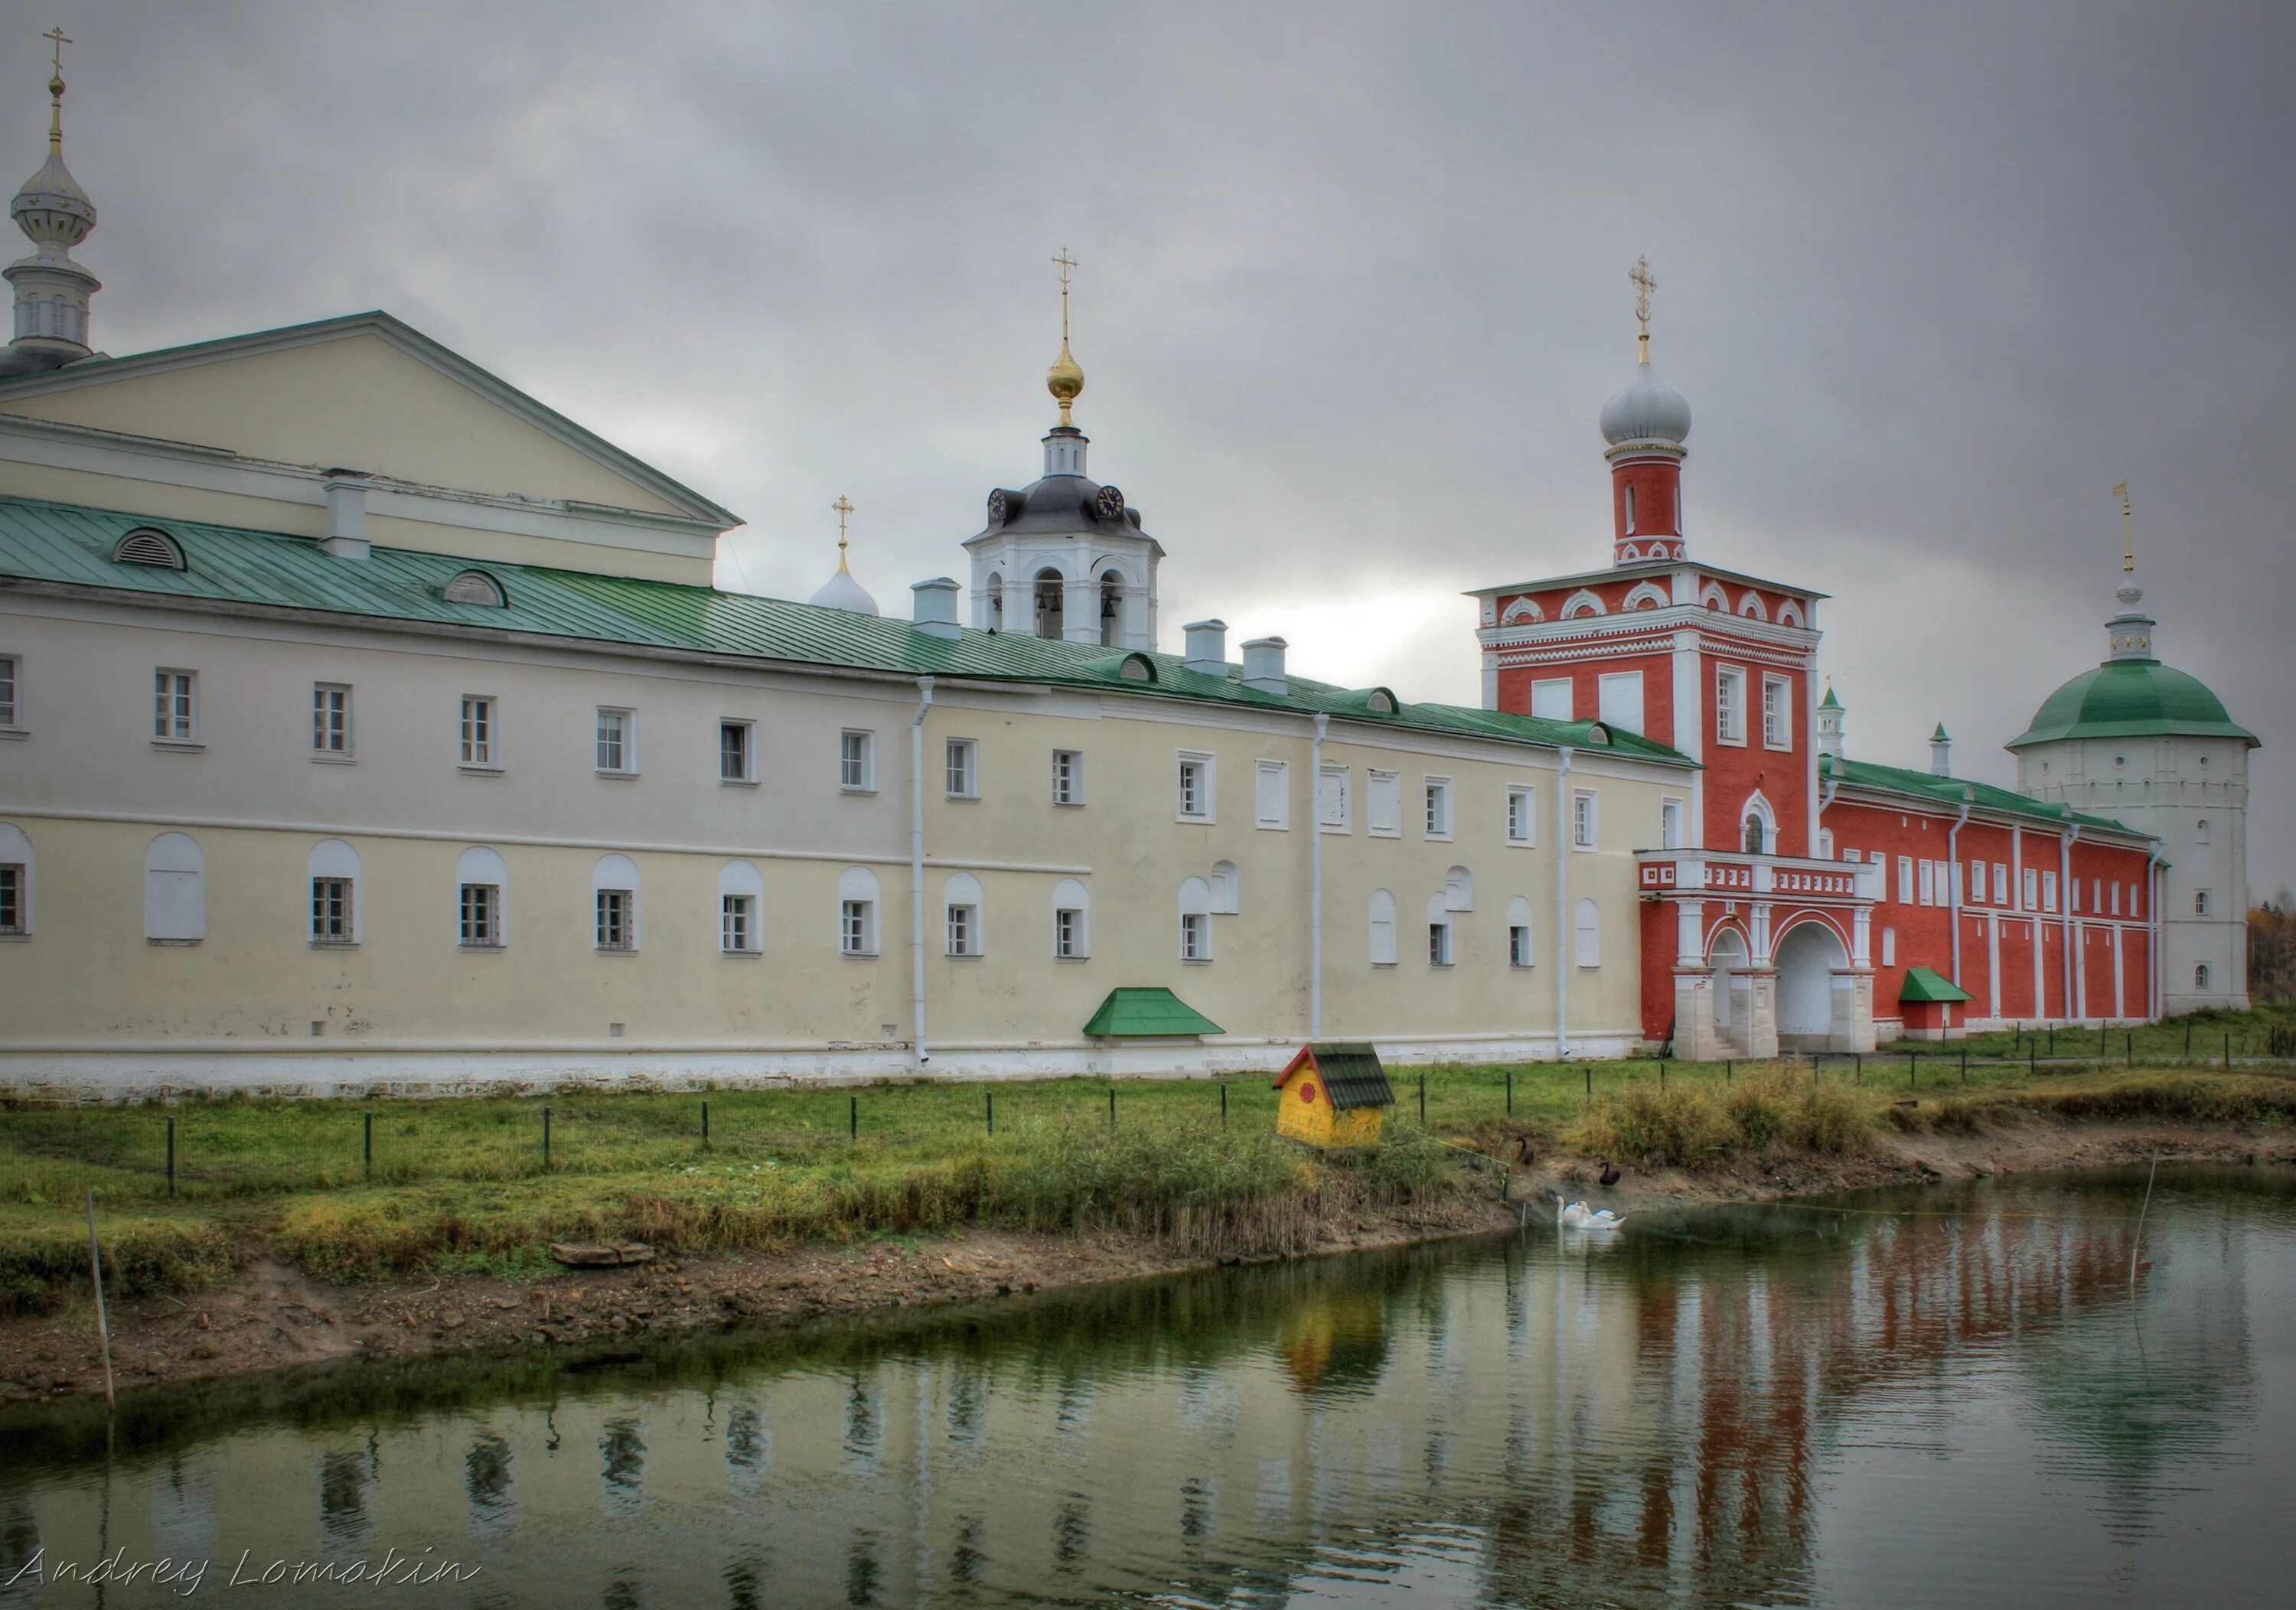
2, 30, 100, 376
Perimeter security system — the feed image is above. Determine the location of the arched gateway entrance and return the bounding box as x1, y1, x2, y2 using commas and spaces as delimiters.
1775, 920, 1849, 1051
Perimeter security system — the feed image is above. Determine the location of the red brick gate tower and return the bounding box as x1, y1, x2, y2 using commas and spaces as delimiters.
1469, 262, 1878, 1057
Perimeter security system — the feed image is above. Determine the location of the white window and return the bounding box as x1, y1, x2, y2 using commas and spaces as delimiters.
1881, 926, 1897, 966
152, 669, 197, 743
142, 832, 204, 943
312, 683, 352, 756
461, 696, 498, 768
1951, 860, 1965, 906
2041, 871, 2058, 912
2127, 882, 2139, 915
719, 859, 762, 955
0, 824, 27, 936
1053, 749, 1084, 807
1531, 678, 1574, 722
1427, 914, 1453, 967
1507, 895, 1534, 967
1899, 856, 1916, 905
838, 867, 879, 955
840, 729, 876, 792
1176, 752, 1215, 821
1661, 797, 1684, 850
1424, 777, 1454, 839
1318, 764, 1350, 832
2195, 889, 2211, 916
1209, 861, 1240, 915
1623, 484, 1636, 533
2196, 818, 2212, 845
1596, 670, 1645, 734
1052, 878, 1090, 959
1572, 789, 1598, 849
1918, 860, 1936, 907
943, 872, 984, 956
1817, 829, 1834, 860
720, 720, 755, 784
592, 853, 640, 951
0, 653, 18, 728
1996, 863, 2010, 906
945, 738, 978, 799
2196, 963, 2212, 990
1762, 675, 1792, 749
1368, 888, 1397, 966
2110, 882, 2121, 916
1715, 666, 1746, 745
456, 847, 507, 947
2022, 867, 2038, 909
1254, 759, 1287, 829
1968, 860, 1985, 903
1506, 785, 1536, 846
307, 839, 360, 945
1365, 770, 1401, 836
2092, 877, 2102, 911
596, 707, 634, 774
1574, 898, 1601, 967
1179, 876, 1213, 961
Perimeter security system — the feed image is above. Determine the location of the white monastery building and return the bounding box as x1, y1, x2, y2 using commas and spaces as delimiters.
0, 64, 2260, 1096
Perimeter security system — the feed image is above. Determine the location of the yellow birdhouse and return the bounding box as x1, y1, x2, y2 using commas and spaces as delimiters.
1272, 1043, 1394, 1148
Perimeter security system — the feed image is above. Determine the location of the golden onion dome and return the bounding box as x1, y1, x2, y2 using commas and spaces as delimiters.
1045, 337, 1084, 425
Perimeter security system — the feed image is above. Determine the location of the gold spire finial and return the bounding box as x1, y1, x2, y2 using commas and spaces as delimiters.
42, 25, 70, 152
2113, 481, 2133, 572
831, 494, 855, 573
1045, 247, 1084, 426
1629, 255, 1656, 364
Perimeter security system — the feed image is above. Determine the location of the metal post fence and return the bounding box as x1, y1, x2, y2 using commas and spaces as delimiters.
1418, 1073, 1427, 1125
1109, 1087, 1117, 1129
701, 1100, 710, 1145
1583, 1066, 1592, 1106
850, 1093, 859, 1141
166, 1116, 176, 1198
363, 1110, 373, 1177
542, 1106, 552, 1170
986, 1091, 994, 1136
1506, 1069, 1514, 1116
1220, 1083, 1228, 1128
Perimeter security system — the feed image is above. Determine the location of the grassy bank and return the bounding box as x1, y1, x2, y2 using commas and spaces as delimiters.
5, 1038, 2294, 1315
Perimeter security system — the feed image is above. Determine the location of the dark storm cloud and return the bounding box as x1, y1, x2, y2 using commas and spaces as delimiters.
18, 0, 2289, 885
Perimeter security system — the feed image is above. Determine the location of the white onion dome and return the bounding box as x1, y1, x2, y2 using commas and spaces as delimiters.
808, 565, 878, 616
1599, 361, 1691, 448
12, 74, 94, 253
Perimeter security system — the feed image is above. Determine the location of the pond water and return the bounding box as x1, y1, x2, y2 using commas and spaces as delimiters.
2, 1167, 2293, 1607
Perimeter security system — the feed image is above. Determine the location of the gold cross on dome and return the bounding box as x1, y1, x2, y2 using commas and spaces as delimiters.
1629, 256, 1657, 360
2113, 481, 2133, 572
43, 25, 70, 76
831, 495, 855, 570
1052, 247, 1077, 337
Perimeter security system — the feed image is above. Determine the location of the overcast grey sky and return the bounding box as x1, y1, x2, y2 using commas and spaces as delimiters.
15, 0, 2291, 889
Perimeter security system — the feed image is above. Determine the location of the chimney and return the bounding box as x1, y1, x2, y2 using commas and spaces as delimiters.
909, 576, 961, 639
321, 470, 371, 560
1929, 722, 1952, 776
1241, 636, 1289, 695
1182, 618, 1228, 676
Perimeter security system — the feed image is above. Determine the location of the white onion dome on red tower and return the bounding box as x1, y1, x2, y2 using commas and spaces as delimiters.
1599, 360, 1691, 448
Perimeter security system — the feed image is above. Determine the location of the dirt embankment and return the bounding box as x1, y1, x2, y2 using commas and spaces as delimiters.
5, 1118, 2289, 1406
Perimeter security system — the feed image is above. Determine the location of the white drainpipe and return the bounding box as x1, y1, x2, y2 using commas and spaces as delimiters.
911, 677, 934, 1064
1309, 712, 1328, 1039
1947, 789, 1971, 989
1554, 744, 1574, 1058
2060, 823, 2079, 1024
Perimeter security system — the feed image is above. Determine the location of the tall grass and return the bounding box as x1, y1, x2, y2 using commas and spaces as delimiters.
1566, 1067, 1878, 1165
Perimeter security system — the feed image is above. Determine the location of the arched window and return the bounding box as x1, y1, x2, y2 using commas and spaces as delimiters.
1427, 891, 1455, 966
1574, 898, 1601, 967
1209, 860, 1240, 914
458, 846, 509, 948
144, 832, 205, 943
1052, 877, 1091, 959
1507, 895, 1534, 967
1623, 484, 1637, 534
1743, 815, 1766, 854
1560, 588, 1606, 620
1368, 889, 1397, 966
1034, 569, 1065, 640
1178, 876, 1214, 961
1700, 581, 1729, 612
838, 866, 879, 956
718, 859, 763, 955
1737, 592, 1769, 621
308, 839, 361, 945
1444, 865, 1473, 912
2196, 818, 2212, 844
2195, 963, 2211, 991
1099, 571, 1124, 647
1623, 582, 1669, 611
943, 871, 985, 957
1499, 597, 1543, 625
1776, 600, 1805, 627
986, 573, 1003, 631
0, 821, 33, 936
592, 853, 641, 951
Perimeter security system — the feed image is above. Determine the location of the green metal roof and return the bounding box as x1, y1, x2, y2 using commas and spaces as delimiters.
1899, 966, 1974, 1005
1081, 988, 1224, 1038
0, 495, 1694, 765
2006, 658, 2258, 751
1820, 751, 2144, 839
1277, 1043, 1394, 1110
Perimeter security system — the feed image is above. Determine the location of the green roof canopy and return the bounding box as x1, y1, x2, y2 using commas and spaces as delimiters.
1819, 752, 2143, 839
1899, 967, 1974, 1004
1277, 1043, 1394, 1110
1082, 988, 1224, 1038
2007, 659, 2257, 750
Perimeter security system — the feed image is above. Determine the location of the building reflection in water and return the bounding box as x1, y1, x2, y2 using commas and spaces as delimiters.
0, 1172, 2275, 1608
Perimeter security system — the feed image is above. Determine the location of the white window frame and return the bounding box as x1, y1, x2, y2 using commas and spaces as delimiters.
142, 833, 205, 944
1509, 924, 1533, 968
0, 859, 28, 937
1176, 751, 1215, 822
1368, 889, 1397, 966
2196, 963, 2212, 990
0, 652, 19, 732
1366, 769, 1401, 838
1254, 758, 1288, 829
2110, 882, 2120, 917
719, 719, 757, 785
311, 877, 354, 945
311, 682, 353, 759
1918, 860, 1936, 907
1996, 863, 2011, 908
1052, 748, 1084, 807
720, 893, 755, 955
1574, 898, 1602, 968
1530, 677, 1574, 722
1714, 665, 1747, 746
946, 901, 979, 957
2041, 871, 2058, 912
1507, 784, 1537, 847
460, 882, 503, 948
1968, 860, 1985, 903
1899, 856, 1916, 905
152, 667, 198, 745
1762, 674, 1792, 750
1179, 910, 1210, 963
840, 729, 877, 794
1423, 777, 1454, 841
2195, 889, 2211, 917
1318, 763, 1351, 833
944, 737, 979, 800
2022, 867, 2038, 910
1428, 917, 1454, 967
460, 695, 500, 771
1571, 788, 1599, 851
1596, 670, 1645, 735
840, 899, 876, 955
1881, 926, 1897, 966
1660, 796, 1684, 851
595, 888, 635, 952
595, 707, 636, 776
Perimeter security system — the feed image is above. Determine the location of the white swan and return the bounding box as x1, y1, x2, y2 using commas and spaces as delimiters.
1557, 1198, 1626, 1231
